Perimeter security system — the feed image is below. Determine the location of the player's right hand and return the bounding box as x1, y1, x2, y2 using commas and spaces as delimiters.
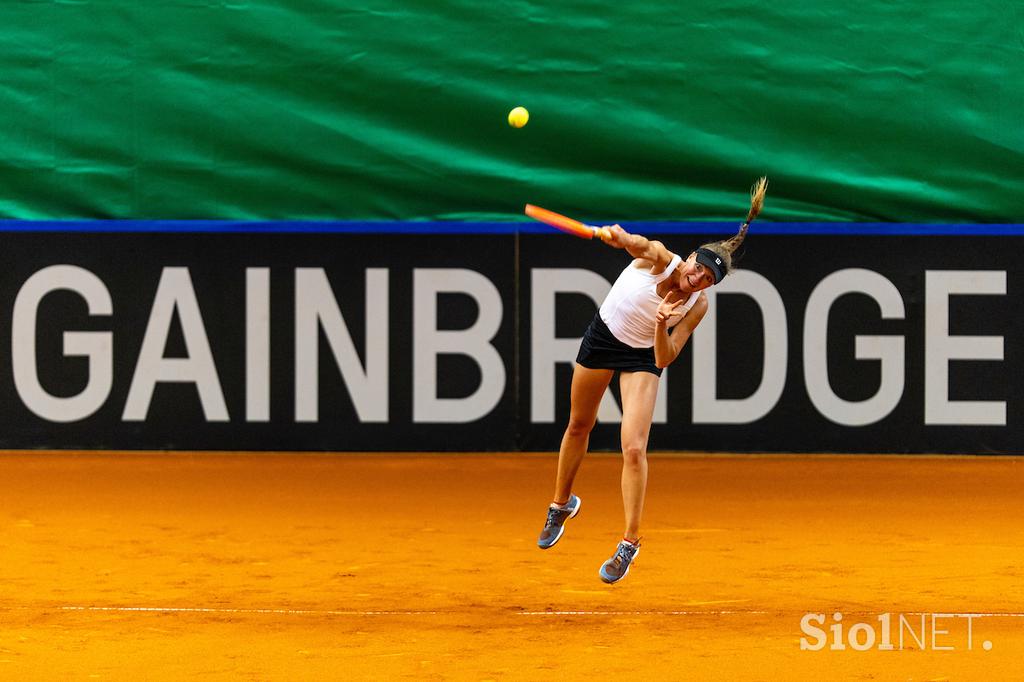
599, 224, 627, 248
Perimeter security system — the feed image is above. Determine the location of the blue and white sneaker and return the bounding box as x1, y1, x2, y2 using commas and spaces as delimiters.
537, 494, 582, 549
599, 539, 640, 584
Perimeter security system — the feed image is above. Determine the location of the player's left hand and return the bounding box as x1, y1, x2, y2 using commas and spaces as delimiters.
656, 291, 686, 325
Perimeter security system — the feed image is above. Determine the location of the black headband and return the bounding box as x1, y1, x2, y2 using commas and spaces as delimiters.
695, 248, 726, 284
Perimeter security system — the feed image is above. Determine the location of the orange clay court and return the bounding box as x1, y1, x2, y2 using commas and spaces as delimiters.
1, 451, 1022, 680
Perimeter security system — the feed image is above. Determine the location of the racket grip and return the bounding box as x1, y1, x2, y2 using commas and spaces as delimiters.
593, 226, 612, 241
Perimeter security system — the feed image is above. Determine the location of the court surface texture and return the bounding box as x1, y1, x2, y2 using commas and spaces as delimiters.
2, 452, 1022, 680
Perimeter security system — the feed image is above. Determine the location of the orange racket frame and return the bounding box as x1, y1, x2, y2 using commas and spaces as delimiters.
524, 204, 610, 240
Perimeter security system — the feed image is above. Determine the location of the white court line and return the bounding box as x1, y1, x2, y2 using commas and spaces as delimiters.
3, 606, 1022, 618
519, 610, 770, 616
57, 606, 440, 616
520, 611, 1024, 617
51, 606, 767, 617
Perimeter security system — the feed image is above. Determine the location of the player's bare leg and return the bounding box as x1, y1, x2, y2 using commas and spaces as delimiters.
617, 370, 659, 542
598, 369, 658, 582
552, 364, 614, 504
538, 364, 612, 549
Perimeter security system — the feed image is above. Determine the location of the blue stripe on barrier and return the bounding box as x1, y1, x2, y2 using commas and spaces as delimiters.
0, 220, 1023, 236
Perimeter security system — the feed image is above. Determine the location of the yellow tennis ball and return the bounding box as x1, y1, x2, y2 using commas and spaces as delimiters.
508, 106, 529, 128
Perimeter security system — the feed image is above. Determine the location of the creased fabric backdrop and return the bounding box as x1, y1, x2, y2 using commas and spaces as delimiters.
0, 0, 1020, 222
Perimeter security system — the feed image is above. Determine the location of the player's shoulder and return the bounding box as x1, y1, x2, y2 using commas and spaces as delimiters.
636, 244, 676, 274
630, 258, 652, 270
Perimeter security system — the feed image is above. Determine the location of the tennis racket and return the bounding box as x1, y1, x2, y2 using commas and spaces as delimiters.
524, 204, 611, 241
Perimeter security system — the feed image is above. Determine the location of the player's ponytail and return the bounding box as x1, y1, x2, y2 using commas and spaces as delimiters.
698, 176, 767, 280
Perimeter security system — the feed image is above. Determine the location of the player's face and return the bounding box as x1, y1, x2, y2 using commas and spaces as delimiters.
676, 252, 716, 293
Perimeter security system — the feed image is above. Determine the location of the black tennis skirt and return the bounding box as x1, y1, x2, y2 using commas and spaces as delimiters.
576, 313, 662, 377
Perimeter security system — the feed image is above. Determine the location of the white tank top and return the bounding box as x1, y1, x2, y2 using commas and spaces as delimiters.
599, 254, 700, 348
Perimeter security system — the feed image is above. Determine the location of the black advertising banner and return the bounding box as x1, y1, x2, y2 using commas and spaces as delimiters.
518, 232, 1019, 454
0, 232, 517, 451
0, 227, 1019, 454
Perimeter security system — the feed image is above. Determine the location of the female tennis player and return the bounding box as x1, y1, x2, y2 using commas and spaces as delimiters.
536, 178, 767, 584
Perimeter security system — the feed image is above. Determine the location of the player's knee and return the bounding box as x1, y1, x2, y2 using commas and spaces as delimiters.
565, 415, 596, 438
622, 443, 646, 467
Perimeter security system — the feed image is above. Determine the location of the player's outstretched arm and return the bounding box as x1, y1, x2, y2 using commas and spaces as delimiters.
599, 225, 675, 273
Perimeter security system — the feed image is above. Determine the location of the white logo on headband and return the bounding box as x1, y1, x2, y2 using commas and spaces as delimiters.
715, 257, 721, 265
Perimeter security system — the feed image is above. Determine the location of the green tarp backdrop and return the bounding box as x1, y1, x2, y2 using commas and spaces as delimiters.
0, 1, 1020, 222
